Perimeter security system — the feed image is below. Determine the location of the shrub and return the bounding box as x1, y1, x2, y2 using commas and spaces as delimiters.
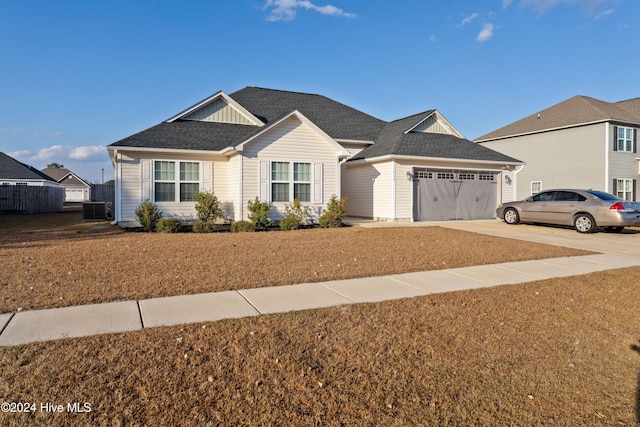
192, 220, 215, 233
279, 215, 300, 231
194, 191, 224, 223
156, 218, 182, 233
280, 198, 309, 231
248, 197, 272, 230
231, 220, 255, 233
319, 195, 347, 228
135, 200, 162, 232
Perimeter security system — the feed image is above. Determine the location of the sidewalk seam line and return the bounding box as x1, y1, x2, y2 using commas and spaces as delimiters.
136, 301, 145, 329
318, 283, 357, 303
235, 291, 263, 314
0, 313, 15, 337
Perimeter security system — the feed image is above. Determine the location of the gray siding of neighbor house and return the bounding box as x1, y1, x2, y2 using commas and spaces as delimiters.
480, 123, 606, 200
608, 124, 640, 199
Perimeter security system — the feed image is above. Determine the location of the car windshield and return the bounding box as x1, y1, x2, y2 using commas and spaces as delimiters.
585, 190, 621, 201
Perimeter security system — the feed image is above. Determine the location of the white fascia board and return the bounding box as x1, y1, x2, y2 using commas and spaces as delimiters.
403, 111, 436, 134
166, 91, 264, 126
402, 110, 465, 138
234, 110, 351, 157
107, 145, 233, 157
335, 138, 375, 145
345, 154, 524, 168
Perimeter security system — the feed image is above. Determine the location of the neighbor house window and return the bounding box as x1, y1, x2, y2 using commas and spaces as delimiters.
531, 181, 542, 194
271, 161, 311, 203
154, 161, 200, 202
616, 179, 633, 201
616, 127, 633, 152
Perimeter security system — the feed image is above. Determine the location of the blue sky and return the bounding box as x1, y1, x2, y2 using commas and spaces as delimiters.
1, 0, 637, 183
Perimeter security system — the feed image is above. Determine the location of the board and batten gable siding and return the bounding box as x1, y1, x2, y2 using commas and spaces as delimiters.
413, 116, 449, 134
183, 98, 253, 124
239, 115, 341, 220
480, 123, 605, 200
342, 161, 393, 220
118, 152, 221, 222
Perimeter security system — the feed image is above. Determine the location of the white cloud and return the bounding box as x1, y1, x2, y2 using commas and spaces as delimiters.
519, 0, 617, 15
459, 12, 479, 26
263, 0, 356, 21
7, 150, 30, 159
503, 0, 513, 7
477, 23, 495, 42
594, 8, 614, 19
31, 145, 65, 161
429, 34, 437, 42
69, 145, 105, 160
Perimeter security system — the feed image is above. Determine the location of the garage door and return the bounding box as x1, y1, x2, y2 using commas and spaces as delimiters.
413, 170, 498, 221
65, 189, 85, 202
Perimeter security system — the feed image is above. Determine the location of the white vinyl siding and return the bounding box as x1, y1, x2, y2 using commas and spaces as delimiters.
117, 152, 219, 222
240, 115, 340, 220
481, 123, 605, 200
342, 162, 393, 220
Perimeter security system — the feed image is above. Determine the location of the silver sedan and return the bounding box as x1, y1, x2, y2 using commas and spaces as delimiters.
496, 189, 640, 233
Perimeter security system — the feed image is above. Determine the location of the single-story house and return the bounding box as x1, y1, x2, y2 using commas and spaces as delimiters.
41, 167, 91, 202
475, 95, 639, 202
108, 87, 522, 226
0, 152, 60, 187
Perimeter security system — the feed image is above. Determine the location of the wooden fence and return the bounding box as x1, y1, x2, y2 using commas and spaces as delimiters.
0, 186, 65, 213
90, 183, 115, 210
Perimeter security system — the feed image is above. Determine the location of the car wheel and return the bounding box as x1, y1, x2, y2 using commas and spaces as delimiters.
574, 213, 596, 233
503, 208, 520, 225
604, 226, 624, 233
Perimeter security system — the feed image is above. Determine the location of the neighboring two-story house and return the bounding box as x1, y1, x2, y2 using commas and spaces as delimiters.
108, 87, 522, 226
475, 95, 639, 202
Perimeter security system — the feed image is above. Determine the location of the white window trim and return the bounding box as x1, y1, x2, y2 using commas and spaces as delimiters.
617, 127, 634, 152
268, 160, 314, 204
616, 178, 633, 201
153, 160, 202, 203
531, 181, 542, 194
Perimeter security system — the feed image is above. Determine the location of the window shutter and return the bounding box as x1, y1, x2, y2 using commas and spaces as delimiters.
612, 126, 618, 151
313, 163, 323, 204
612, 179, 617, 196
634, 179, 637, 202
634, 128, 637, 153
202, 161, 212, 192
141, 159, 152, 201
259, 161, 269, 202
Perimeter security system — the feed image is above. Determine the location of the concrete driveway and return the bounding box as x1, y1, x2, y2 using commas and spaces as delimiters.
351, 218, 640, 259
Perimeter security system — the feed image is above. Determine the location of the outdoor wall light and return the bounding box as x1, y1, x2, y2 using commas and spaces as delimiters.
504, 175, 512, 185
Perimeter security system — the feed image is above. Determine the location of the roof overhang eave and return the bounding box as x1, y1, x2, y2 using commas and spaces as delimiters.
475, 118, 640, 143
346, 154, 524, 167
107, 145, 234, 159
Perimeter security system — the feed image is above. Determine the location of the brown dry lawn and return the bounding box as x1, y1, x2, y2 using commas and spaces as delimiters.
1, 212, 639, 426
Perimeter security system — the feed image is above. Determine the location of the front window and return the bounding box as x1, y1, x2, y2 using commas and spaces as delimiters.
616, 179, 633, 201
271, 161, 311, 202
154, 161, 200, 202
531, 181, 542, 194
617, 127, 633, 152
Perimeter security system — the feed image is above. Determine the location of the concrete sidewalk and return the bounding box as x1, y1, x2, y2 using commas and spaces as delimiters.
2, 253, 639, 346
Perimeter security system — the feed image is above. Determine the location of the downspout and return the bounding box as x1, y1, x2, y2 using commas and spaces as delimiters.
604, 123, 610, 193
111, 149, 119, 225
513, 164, 525, 200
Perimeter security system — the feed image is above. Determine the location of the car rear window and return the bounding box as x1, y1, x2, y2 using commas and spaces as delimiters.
585, 190, 620, 201
555, 191, 586, 201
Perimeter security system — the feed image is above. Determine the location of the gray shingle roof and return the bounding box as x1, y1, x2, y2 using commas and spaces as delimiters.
351, 115, 521, 163
0, 152, 57, 182
229, 87, 386, 141
110, 121, 259, 151
476, 95, 640, 142
108, 87, 522, 164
